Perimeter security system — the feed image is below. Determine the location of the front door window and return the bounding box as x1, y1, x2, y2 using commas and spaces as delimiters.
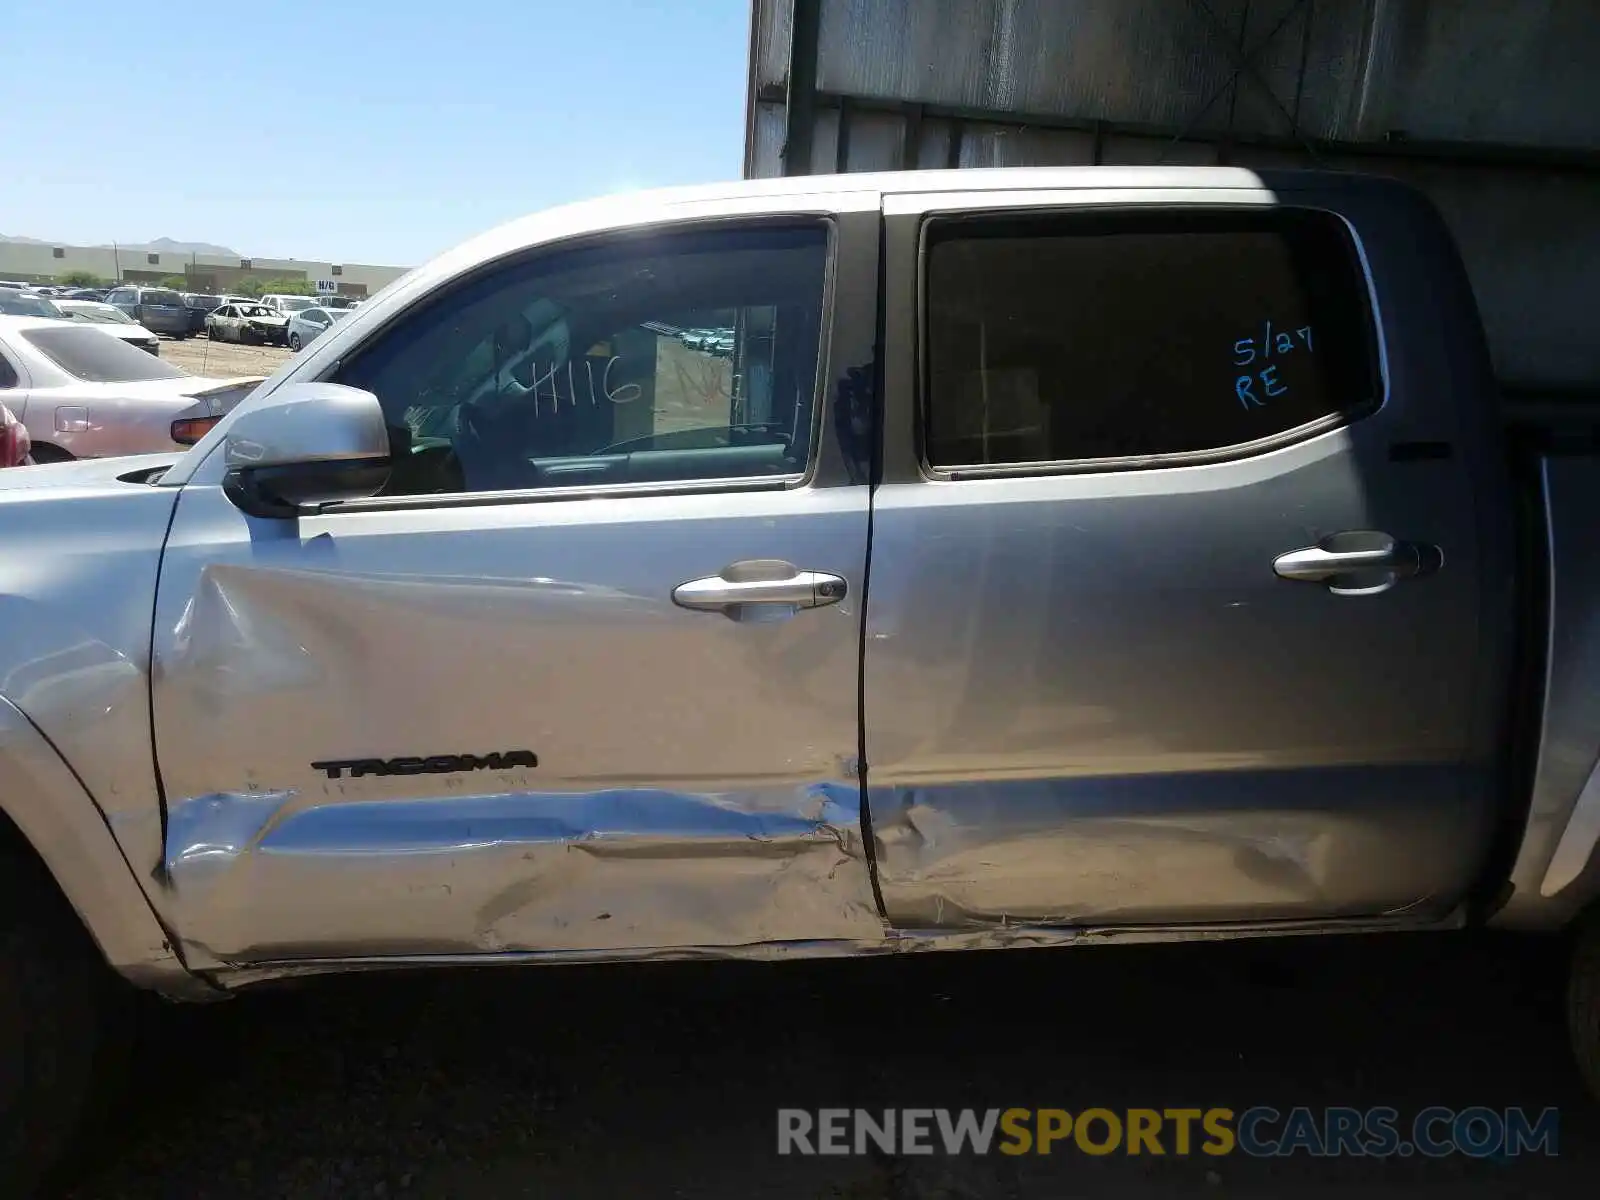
336, 224, 830, 495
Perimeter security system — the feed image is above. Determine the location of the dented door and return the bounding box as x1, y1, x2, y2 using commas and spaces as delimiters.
149, 208, 884, 966
862, 182, 1508, 932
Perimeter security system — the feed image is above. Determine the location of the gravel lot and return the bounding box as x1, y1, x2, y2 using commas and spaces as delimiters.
54, 931, 1600, 1198
162, 334, 294, 381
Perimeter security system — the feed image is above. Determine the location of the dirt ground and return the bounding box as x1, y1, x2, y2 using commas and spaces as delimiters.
54, 932, 1600, 1198
162, 333, 295, 381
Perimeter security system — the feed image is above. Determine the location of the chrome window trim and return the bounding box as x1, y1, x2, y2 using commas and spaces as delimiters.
306, 215, 843, 512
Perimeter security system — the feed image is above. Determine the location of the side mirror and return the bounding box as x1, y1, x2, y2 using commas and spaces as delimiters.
221, 383, 392, 519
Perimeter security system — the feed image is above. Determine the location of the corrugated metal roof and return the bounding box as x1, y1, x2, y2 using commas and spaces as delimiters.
746, 0, 1600, 393
754, 0, 1600, 151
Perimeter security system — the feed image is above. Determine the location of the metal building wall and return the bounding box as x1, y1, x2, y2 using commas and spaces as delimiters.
745, 0, 1600, 398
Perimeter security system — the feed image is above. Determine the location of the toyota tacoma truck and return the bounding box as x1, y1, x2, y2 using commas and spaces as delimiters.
2, 166, 1598, 1188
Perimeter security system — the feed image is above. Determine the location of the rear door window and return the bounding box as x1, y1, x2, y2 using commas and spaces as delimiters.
922, 207, 1381, 470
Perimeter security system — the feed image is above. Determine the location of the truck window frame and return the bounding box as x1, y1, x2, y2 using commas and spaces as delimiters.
317, 215, 841, 514
915, 204, 1389, 480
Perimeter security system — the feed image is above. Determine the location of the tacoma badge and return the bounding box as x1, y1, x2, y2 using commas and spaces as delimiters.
310, 750, 539, 780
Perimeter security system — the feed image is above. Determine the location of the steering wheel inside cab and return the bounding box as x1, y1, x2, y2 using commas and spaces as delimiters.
377, 419, 465, 496
452, 395, 550, 492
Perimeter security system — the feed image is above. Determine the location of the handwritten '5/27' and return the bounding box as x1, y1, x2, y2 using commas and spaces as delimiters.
1234, 322, 1314, 410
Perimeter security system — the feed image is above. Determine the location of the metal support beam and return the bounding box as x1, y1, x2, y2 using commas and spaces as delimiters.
1170, 0, 1321, 165
754, 83, 1600, 176
836, 96, 853, 172
901, 103, 925, 171
781, 0, 822, 176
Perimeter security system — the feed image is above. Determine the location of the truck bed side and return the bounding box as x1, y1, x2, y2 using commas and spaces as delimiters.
1494, 408, 1600, 928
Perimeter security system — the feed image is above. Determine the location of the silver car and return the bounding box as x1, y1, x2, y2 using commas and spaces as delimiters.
0, 286, 63, 319
0, 316, 261, 460
285, 304, 352, 351
53, 299, 162, 355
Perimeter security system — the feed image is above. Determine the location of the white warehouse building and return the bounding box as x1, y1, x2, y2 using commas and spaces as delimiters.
0, 240, 410, 298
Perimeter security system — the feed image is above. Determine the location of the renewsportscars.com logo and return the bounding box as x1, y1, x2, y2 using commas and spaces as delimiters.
777, 1106, 1559, 1159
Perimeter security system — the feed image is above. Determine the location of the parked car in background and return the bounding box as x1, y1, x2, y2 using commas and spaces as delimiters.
285, 304, 351, 350
104, 285, 191, 338
0, 287, 64, 319
205, 302, 289, 345
258, 293, 320, 321
61, 287, 109, 301
4, 291, 161, 354
0, 401, 28, 467
54, 300, 162, 355
317, 294, 358, 310
180, 292, 224, 335
0, 315, 261, 460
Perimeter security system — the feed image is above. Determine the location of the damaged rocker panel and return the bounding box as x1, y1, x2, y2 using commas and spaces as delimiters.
210, 909, 1467, 990
161, 779, 885, 964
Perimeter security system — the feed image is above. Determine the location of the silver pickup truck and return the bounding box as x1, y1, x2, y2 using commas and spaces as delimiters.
2, 166, 1598, 1187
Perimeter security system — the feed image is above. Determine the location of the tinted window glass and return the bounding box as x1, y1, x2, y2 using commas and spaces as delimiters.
140, 289, 184, 307
62, 302, 136, 325
0, 355, 16, 389
0, 289, 61, 318
923, 208, 1379, 468
20, 327, 188, 382
337, 224, 828, 497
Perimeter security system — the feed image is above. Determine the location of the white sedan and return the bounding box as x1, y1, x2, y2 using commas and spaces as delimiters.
286, 304, 353, 351
0, 316, 264, 461
53, 300, 163, 355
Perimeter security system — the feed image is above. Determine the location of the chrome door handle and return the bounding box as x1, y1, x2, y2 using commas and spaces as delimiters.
1273, 531, 1441, 596
673, 559, 847, 620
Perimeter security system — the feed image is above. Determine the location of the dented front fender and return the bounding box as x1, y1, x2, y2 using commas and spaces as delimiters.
0, 692, 202, 993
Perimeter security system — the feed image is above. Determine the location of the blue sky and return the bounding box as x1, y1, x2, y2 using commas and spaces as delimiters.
2, 1, 752, 266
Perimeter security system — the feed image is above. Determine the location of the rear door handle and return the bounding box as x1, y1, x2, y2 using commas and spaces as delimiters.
1273, 531, 1441, 596
673, 559, 847, 620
